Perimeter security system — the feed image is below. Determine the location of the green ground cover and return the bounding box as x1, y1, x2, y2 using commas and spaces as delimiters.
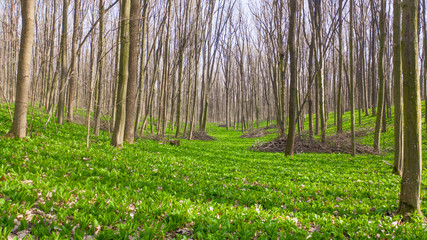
0, 104, 427, 239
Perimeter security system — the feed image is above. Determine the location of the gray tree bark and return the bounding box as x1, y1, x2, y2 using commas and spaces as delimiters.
9, 0, 35, 138
111, 0, 131, 147
398, 0, 423, 218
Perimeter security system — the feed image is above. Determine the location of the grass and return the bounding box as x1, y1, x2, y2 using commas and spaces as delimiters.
0, 103, 427, 239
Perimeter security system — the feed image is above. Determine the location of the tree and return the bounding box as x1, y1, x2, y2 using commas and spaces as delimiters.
398, 0, 423, 217
9, 0, 35, 138
393, 0, 403, 175
94, 0, 105, 137
57, 0, 69, 125
86, 8, 97, 149
124, 0, 141, 144
111, 0, 131, 147
373, 0, 386, 152
67, 0, 80, 122
337, 0, 343, 134
175, 0, 192, 138
285, 0, 297, 156
189, 0, 202, 140
350, 0, 356, 156
134, 0, 149, 136
370, 0, 377, 117
313, 0, 327, 143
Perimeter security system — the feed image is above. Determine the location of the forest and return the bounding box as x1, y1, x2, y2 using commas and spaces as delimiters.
0, 0, 426, 238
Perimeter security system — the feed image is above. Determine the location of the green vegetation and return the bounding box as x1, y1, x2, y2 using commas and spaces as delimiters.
0, 104, 426, 239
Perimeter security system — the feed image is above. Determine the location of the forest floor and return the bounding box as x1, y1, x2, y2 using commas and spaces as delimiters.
1, 104, 427, 239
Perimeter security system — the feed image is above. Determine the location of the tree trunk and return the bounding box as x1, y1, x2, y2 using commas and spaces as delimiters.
398, 0, 423, 217
373, 0, 386, 152
285, 0, 297, 156
349, 0, 356, 156
67, 0, 79, 122
124, 0, 141, 144
308, 37, 314, 139
175, 52, 185, 137
393, 0, 402, 175
111, 0, 131, 147
57, 0, 68, 125
135, 1, 149, 136
94, 0, 105, 137
86, 23, 96, 149
313, 0, 326, 143
9, 0, 35, 138
370, 0, 377, 116
337, 0, 343, 134
189, 1, 201, 140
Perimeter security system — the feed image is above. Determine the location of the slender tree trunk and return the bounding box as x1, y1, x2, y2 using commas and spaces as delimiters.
189, 1, 201, 140
393, 0, 402, 171
9, 0, 35, 138
349, 0, 356, 156
337, 0, 343, 134
124, 0, 141, 144
370, 1, 377, 116
94, 0, 105, 137
313, 0, 326, 143
398, 0, 423, 217
285, 0, 297, 156
45, 0, 57, 111
160, 3, 172, 138
86, 30, 96, 149
374, 0, 386, 152
175, 52, 185, 137
112, 22, 121, 129
111, 0, 131, 147
57, 0, 69, 125
135, 0, 149, 136
361, 2, 369, 117
308, 37, 314, 139
67, 0, 79, 122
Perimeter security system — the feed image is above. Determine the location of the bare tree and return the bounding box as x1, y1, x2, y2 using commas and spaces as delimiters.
124, 0, 141, 144
350, 0, 356, 156
393, 0, 403, 175
373, 0, 387, 152
57, 0, 69, 125
398, 0, 423, 218
9, 0, 35, 138
67, 0, 80, 122
285, 0, 297, 156
111, 0, 131, 147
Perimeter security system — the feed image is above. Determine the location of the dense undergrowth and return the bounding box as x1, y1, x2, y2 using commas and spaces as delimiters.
1, 103, 427, 239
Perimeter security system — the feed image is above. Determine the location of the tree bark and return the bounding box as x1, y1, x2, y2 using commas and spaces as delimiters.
9, 0, 35, 138
67, 0, 79, 122
370, 0, 377, 116
189, 0, 201, 140
124, 0, 141, 144
337, 0, 343, 134
57, 0, 69, 125
285, 0, 297, 156
313, 0, 326, 143
374, 0, 386, 152
135, 0, 149, 136
111, 0, 131, 147
350, 0, 356, 156
94, 0, 105, 137
398, 0, 423, 217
